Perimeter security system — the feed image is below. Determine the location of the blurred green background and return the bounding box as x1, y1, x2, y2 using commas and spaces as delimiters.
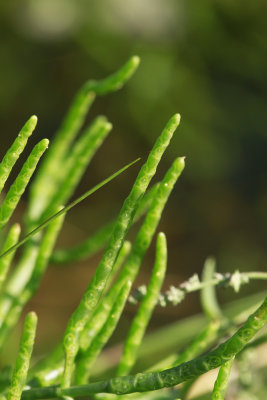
0, 1, 267, 357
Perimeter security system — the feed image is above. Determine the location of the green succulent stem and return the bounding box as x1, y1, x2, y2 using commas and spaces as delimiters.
21, 295, 267, 399
0, 212, 65, 349
0, 116, 37, 196
79, 157, 184, 354
75, 281, 132, 384
0, 139, 49, 231
200, 257, 222, 320
117, 232, 167, 376
61, 114, 181, 388
8, 312, 37, 400
211, 357, 235, 399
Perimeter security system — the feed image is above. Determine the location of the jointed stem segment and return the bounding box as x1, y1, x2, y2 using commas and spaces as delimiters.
0, 139, 49, 230
21, 295, 267, 399
211, 357, 235, 400
61, 114, 181, 388
0, 115, 37, 196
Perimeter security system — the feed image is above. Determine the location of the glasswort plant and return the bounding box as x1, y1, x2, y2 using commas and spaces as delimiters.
0, 56, 266, 400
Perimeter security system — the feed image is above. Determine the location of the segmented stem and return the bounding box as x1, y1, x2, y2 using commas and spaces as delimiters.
8, 312, 37, 400
0, 139, 49, 230
22, 295, 267, 398
104, 240, 132, 294
117, 232, 167, 376
0, 116, 37, 195
147, 320, 220, 375
79, 157, 184, 353
173, 320, 221, 367
61, 114, 181, 388
75, 281, 132, 384
21, 295, 266, 398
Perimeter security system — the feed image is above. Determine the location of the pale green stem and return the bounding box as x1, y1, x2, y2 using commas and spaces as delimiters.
200, 257, 222, 320
117, 232, 167, 376
27, 56, 139, 225
211, 357, 235, 400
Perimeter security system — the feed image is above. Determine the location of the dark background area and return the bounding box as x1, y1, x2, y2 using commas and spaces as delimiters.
0, 1, 267, 359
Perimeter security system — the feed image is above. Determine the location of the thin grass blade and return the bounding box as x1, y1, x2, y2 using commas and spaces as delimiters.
51, 183, 159, 264
0, 158, 139, 261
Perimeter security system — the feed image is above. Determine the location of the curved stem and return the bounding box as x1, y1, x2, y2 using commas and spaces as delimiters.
22, 295, 267, 399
